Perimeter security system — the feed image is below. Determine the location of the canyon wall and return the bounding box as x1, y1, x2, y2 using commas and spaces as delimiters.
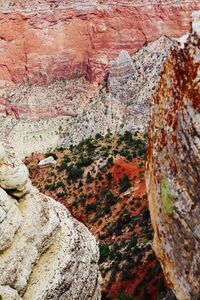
0, 36, 174, 157
146, 11, 200, 300
0, 0, 199, 84
0, 140, 102, 300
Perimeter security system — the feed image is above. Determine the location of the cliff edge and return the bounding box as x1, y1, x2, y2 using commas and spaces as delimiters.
146, 11, 200, 300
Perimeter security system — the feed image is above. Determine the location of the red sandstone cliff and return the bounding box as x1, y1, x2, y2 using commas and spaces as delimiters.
0, 0, 199, 84
146, 11, 200, 300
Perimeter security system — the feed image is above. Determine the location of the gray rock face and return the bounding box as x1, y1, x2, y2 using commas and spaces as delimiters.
108, 50, 135, 91
0, 140, 102, 300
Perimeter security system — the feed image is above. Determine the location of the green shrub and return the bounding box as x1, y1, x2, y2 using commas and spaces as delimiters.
77, 156, 93, 168
106, 172, 113, 183
121, 268, 134, 281
119, 175, 131, 192
116, 291, 136, 300
56, 181, 65, 188
67, 166, 83, 183
86, 172, 93, 183
110, 263, 118, 283
85, 203, 97, 212
99, 244, 110, 263
95, 133, 102, 139
106, 156, 114, 167
45, 183, 57, 191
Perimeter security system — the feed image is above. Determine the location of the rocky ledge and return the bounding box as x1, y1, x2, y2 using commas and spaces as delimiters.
0, 140, 102, 300
146, 11, 200, 300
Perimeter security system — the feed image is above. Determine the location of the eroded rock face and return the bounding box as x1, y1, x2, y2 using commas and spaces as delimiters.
0, 36, 174, 158
146, 11, 200, 300
0, 140, 101, 300
0, 0, 199, 84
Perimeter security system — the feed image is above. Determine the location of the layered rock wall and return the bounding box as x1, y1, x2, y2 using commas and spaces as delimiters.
146, 11, 200, 300
0, 36, 175, 157
0, 140, 101, 300
0, 0, 199, 84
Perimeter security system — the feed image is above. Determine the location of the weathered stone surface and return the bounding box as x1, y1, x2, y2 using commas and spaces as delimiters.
146, 11, 200, 300
108, 50, 135, 92
0, 286, 22, 300
0, 140, 101, 300
0, 0, 199, 84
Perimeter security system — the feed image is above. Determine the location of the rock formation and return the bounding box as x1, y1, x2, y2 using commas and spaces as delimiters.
146, 11, 200, 300
0, 0, 199, 84
0, 140, 102, 300
108, 50, 135, 92
0, 36, 174, 157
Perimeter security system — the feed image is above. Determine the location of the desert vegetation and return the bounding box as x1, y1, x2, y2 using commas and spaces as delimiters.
26, 131, 167, 299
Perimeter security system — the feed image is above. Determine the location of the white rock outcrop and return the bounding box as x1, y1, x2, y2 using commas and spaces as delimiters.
39, 156, 56, 167
0, 141, 102, 300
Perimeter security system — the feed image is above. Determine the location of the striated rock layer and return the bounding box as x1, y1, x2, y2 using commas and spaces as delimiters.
0, 140, 102, 300
0, 0, 199, 84
0, 36, 175, 157
146, 11, 200, 300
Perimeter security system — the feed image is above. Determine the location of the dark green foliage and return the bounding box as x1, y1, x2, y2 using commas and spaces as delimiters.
119, 175, 131, 192
85, 203, 97, 212
45, 183, 57, 191
86, 172, 93, 183
85, 138, 96, 155
110, 262, 118, 283
99, 244, 110, 263
72, 201, 78, 209
56, 192, 65, 199
95, 133, 102, 139
102, 291, 111, 300
56, 181, 65, 188
67, 165, 83, 183
106, 172, 113, 183
106, 156, 114, 167
116, 291, 136, 300
76, 156, 93, 168
121, 268, 134, 281
57, 156, 70, 172
105, 190, 117, 206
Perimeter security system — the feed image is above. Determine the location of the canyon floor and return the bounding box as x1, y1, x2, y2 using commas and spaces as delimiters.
25, 131, 170, 300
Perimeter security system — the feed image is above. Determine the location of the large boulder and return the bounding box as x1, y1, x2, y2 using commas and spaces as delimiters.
0, 140, 102, 300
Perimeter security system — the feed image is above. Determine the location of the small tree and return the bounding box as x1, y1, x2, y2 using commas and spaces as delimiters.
99, 244, 110, 263
119, 175, 131, 192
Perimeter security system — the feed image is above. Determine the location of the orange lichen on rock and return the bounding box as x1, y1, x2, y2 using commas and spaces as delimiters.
146, 11, 200, 300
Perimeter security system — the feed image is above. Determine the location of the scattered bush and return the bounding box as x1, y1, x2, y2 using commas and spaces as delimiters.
119, 175, 131, 192
99, 244, 110, 263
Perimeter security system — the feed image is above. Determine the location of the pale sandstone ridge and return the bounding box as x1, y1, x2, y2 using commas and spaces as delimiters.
0, 0, 199, 84
146, 11, 200, 300
0, 140, 101, 300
